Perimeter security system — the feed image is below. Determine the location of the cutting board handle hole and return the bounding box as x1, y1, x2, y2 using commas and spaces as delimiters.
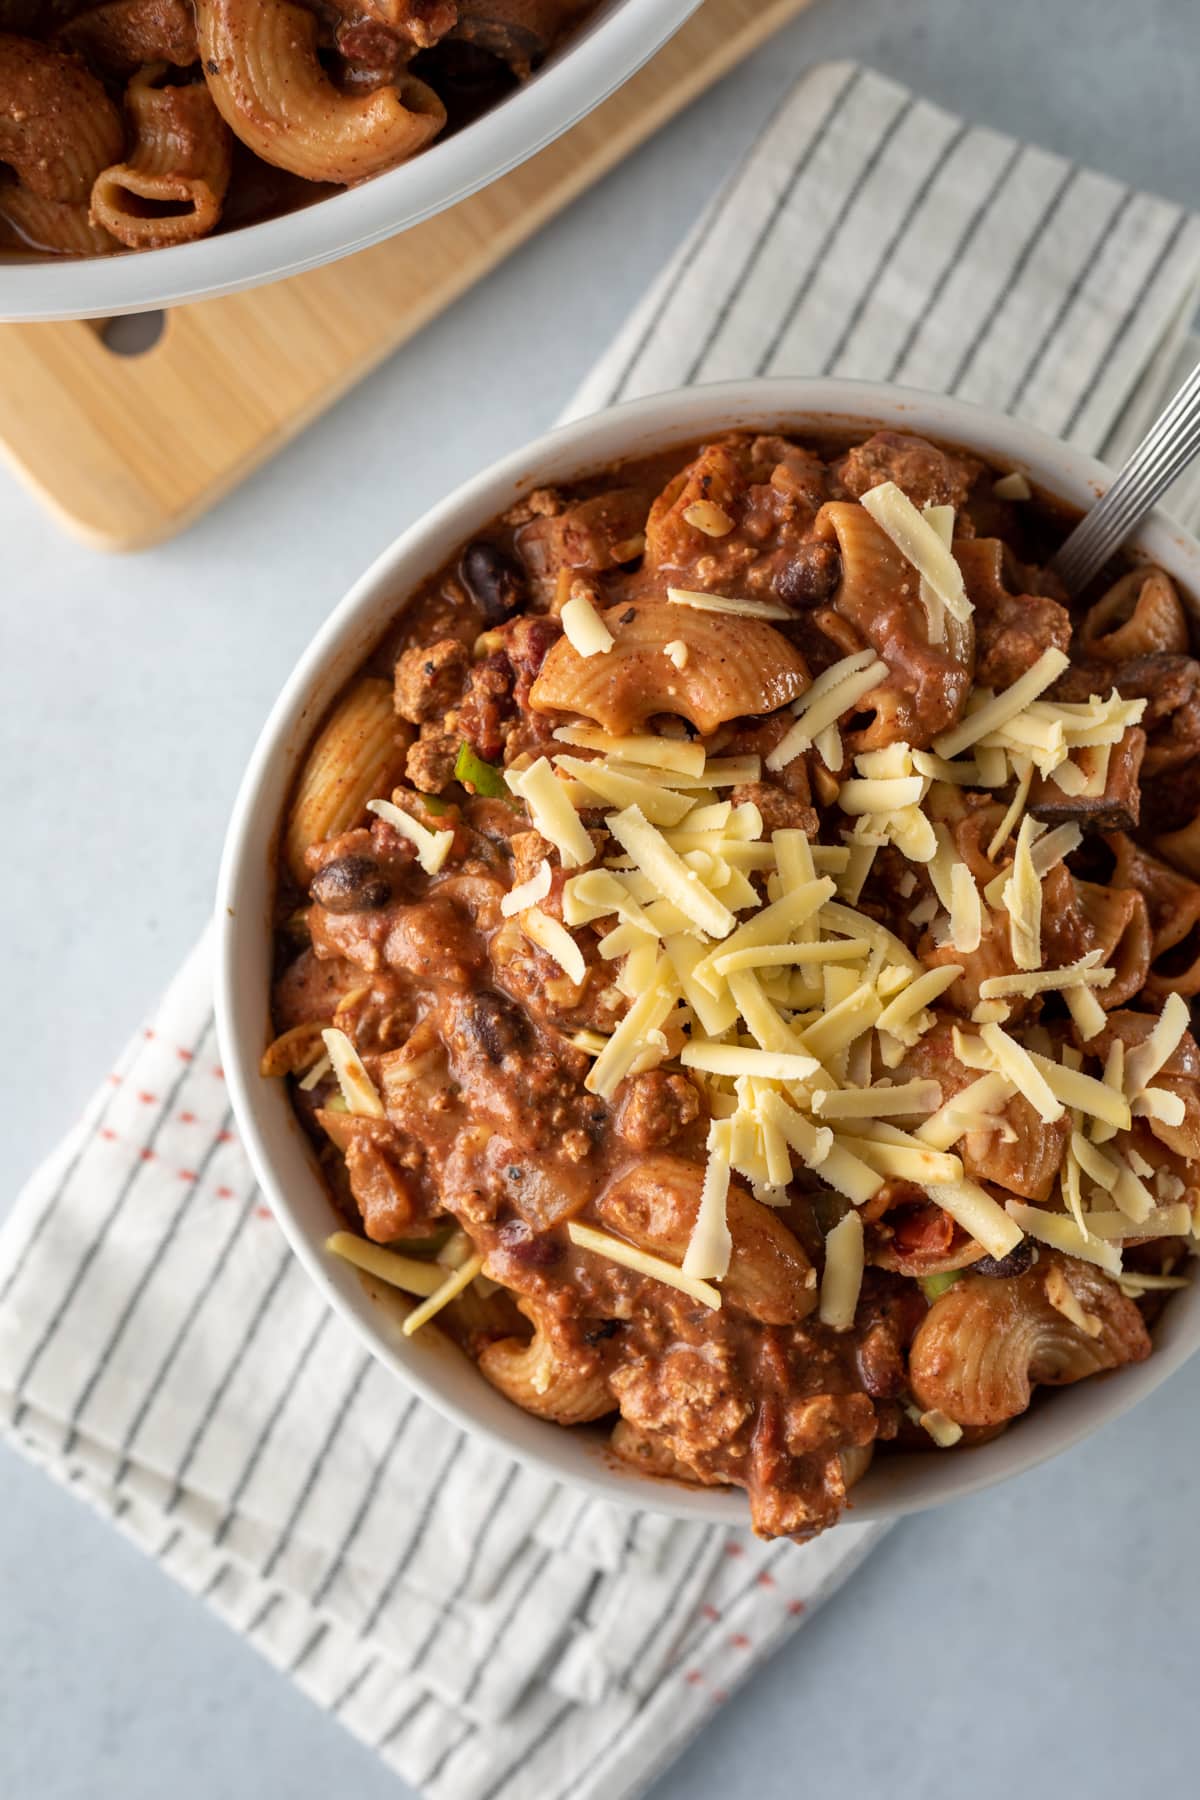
98, 311, 166, 357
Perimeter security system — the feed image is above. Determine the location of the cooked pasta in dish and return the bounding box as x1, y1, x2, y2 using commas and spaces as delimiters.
264, 426, 1200, 1540
0, 1, 598, 255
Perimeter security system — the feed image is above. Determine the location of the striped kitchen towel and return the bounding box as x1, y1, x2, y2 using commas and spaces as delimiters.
3, 59, 1200, 1800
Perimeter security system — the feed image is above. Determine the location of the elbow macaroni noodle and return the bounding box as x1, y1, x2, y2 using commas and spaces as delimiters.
0, 0, 598, 256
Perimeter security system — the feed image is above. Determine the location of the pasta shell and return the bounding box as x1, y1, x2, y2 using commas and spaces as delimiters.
0, 34, 124, 252
1154, 808, 1200, 882
1105, 834, 1200, 1000
0, 34, 124, 203
92, 68, 233, 250
479, 1300, 614, 1424
909, 1253, 1150, 1427
284, 677, 410, 885
642, 443, 741, 572
259, 1019, 328, 1078
840, 1441, 875, 1490
528, 602, 810, 735
1080, 566, 1190, 661
1073, 879, 1152, 1007
196, 0, 445, 185
815, 501, 973, 748
596, 1154, 817, 1325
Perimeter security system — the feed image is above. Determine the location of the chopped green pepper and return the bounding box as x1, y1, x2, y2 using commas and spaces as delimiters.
420, 793, 452, 815
454, 741, 509, 799
386, 1222, 456, 1260
919, 1269, 962, 1302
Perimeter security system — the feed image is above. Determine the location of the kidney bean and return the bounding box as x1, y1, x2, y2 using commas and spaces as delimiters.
496, 1218, 562, 1267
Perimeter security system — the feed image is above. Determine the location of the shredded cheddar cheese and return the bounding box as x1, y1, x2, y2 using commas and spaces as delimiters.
402, 1254, 486, 1337
766, 653, 888, 771
321, 1028, 385, 1119
366, 797, 454, 876
521, 908, 587, 985
1005, 1201, 1121, 1275
561, 590, 614, 657
684, 1121, 735, 1279
819, 1210, 864, 1330
505, 758, 595, 868
326, 1231, 446, 1297
1044, 1264, 1103, 1337
567, 1220, 721, 1309
501, 859, 552, 917
993, 470, 1032, 501
666, 585, 792, 621
860, 481, 971, 623
933, 647, 1070, 760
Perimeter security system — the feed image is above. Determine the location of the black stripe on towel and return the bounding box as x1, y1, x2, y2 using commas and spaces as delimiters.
755, 95, 919, 376
611, 66, 852, 405
61, 1106, 236, 1456
679, 65, 866, 386
1006, 187, 1135, 413
357, 1428, 468, 1640
209, 1306, 334, 1548
9, 1015, 216, 1425
820, 119, 971, 375
162, 1242, 296, 1512
458, 1494, 590, 1710
401, 1459, 522, 1678
113, 1179, 260, 1486
308, 1397, 417, 1610
259, 1351, 375, 1580
885, 139, 1025, 382
946, 164, 1079, 394
550, 1539, 795, 1800
1061, 207, 1193, 439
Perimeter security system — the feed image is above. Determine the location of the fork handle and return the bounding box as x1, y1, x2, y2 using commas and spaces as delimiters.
1049, 358, 1200, 594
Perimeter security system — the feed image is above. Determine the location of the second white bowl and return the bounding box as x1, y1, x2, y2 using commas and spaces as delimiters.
0, 0, 701, 322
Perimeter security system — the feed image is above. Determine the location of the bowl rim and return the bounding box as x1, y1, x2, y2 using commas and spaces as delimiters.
0, 0, 702, 324
215, 375, 1200, 1530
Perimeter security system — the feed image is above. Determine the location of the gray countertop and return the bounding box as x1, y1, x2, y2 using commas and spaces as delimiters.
3, 0, 1198, 1793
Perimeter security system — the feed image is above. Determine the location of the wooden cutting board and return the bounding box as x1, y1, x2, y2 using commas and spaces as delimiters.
0, 0, 811, 552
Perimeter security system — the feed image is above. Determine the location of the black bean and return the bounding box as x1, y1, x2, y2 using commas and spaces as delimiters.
311, 855, 392, 913
973, 1240, 1037, 1279
776, 542, 841, 608
460, 541, 527, 624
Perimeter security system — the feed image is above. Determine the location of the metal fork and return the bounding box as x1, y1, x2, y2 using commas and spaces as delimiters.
1049, 358, 1200, 595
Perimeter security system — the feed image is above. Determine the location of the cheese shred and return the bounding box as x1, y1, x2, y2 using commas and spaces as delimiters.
567, 1220, 722, 1309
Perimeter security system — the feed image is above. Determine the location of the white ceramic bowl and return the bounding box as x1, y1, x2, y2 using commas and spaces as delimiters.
216, 377, 1200, 1529
0, 0, 701, 324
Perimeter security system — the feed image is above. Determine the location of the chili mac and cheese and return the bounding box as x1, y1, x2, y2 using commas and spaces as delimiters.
264, 427, 1200, 1540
